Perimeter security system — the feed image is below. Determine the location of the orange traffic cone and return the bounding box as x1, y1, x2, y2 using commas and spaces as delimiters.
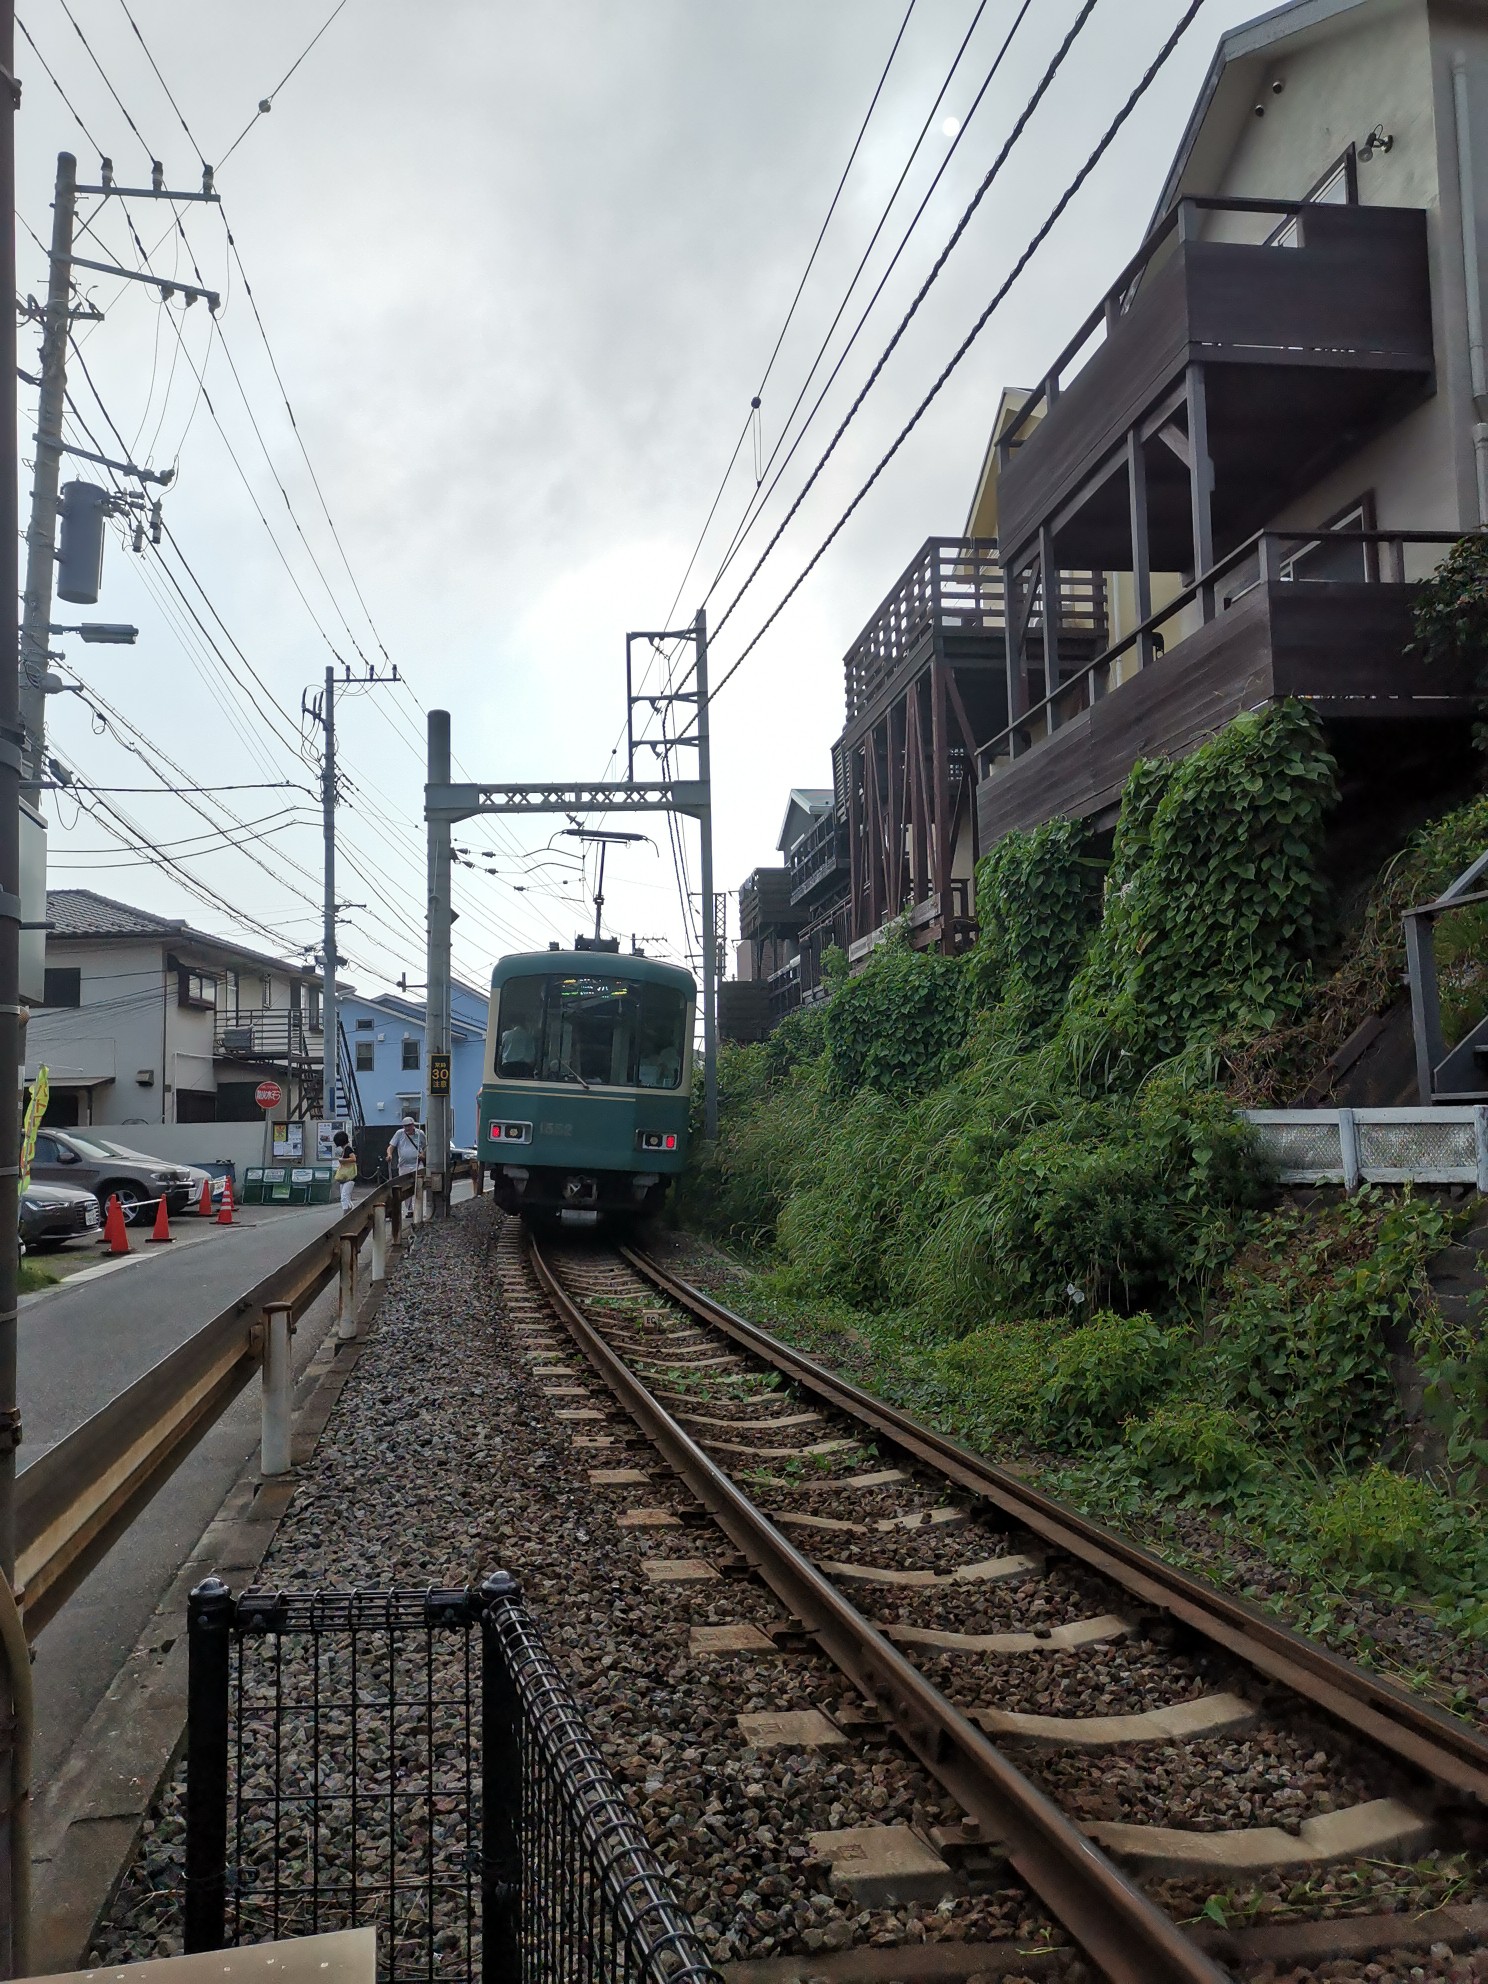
147, 1192, 173, 1244
197, 1177, 213, 1218
217, 1174, 235, 1225
101, 1193, 130, 1254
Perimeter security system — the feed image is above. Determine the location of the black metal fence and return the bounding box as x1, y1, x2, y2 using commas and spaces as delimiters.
184, 1575, 720, 1984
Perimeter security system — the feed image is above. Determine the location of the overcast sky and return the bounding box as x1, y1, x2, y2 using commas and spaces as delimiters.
13, 0, 1237, 997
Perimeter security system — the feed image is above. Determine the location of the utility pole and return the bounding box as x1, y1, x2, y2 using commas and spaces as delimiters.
303, 665, 398, 1141
321, 664, 337, 1134
426, 709, 452, 1206
695, 607, 718, 1142
19, 151, 75, 785
0, 1, 23, 1971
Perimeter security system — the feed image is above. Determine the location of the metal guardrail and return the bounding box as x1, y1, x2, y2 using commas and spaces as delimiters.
1243, 1105, 1488, 1192
15, 1185, 392, 1634
183, 1576, 720, 1984
14, 1162, 481, 1636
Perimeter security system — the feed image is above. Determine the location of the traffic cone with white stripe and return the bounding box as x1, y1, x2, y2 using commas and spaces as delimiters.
217, 1174, 235, 1225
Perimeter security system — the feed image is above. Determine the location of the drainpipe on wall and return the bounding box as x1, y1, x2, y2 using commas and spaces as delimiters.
1452, 51, 1488, 525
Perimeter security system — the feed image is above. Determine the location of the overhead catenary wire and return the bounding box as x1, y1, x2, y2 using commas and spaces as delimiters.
709, 0, 1210, 697
656, 0, 922, 634
30, 6, 649, 972
709, 0, 1108, 645
693, 0, 1030, 617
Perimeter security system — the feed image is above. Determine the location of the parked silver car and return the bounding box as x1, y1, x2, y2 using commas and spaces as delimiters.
29, 1129, 194, 1224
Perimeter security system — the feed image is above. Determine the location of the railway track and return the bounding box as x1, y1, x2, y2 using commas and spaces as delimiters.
508, 1222, 1488, 1984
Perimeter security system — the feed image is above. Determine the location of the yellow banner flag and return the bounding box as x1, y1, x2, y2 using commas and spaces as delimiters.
21, 1066, 48, 1194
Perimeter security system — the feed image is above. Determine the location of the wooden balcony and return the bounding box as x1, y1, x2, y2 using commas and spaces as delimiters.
996, 197, 1434, 572
976, 530, 1478, 847
738, 866, 797, 940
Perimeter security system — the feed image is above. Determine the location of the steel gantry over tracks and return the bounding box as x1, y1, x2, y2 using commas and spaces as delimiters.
422, 611, 718, 1192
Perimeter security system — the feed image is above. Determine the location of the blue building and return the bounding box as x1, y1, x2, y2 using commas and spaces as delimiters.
338, 979, 488, 1148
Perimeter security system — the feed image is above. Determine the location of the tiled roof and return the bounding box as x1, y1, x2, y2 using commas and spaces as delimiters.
46, 889, 184, 938
45, 888, 319, 981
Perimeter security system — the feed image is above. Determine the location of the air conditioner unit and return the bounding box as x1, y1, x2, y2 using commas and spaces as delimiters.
221, 1026, 254, 1052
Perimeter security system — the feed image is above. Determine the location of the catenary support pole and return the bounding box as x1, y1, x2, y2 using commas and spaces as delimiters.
426, 710, 453, 1205
0, 29, 28, 1980
19, 152, 74, 789
260, 1303, 293, 1476
321, 664, 337, 1140
694, 610, 718, 1142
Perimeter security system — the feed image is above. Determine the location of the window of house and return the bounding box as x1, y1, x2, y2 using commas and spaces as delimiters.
42, 967, 80, 1008
178, 966, 217, 1009
401, 1037, 421, 1071
356, 1039, 375, 1073
396, 1093, 421, 1122
355, 1017, 374, 1031
1270, 147, 1358, 248
1282, 494, 1377, 584
308, 988, 321, 1031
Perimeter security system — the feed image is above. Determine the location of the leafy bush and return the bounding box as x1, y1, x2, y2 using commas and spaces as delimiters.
825, 925, 967, 1097
764, 1001, 829, 1082
1039, 1309, 1177, 1448
1309, 1465, 1442, 1576
969, 817, 1102, 1029
1228, 788, 1488, 1104
1066, 702, 1337, 1072
1408, 531, 1488, 680
1206, 1190, 1450, 1466
1125, 1399, 1262, 1497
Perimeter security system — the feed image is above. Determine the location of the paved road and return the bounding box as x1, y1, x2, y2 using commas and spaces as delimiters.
18, 1197, 356, 1463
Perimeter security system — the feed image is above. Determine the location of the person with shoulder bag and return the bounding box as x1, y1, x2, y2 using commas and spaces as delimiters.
332, 1130, 358, 1212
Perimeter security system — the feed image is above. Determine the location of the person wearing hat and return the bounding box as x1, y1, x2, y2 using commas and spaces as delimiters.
387, 1115, 425, 1182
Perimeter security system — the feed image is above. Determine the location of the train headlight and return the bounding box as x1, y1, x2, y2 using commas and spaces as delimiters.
635, 1130, 679, 1152
490, 1121, 532, 1144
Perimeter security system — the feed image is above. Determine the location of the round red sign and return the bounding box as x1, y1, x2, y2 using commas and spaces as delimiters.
254, 1078, 283, 1111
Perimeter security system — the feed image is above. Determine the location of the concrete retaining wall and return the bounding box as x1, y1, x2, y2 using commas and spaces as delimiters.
94, 1123, 271, 1178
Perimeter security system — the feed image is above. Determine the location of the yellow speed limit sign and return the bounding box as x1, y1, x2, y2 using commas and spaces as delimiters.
429, 1052, 451, 1096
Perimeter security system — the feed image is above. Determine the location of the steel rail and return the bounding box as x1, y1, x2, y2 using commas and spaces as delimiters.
625, 1247, 1488, 1811
14, 1177, 429, 1635
526, 1232, 1228, 1984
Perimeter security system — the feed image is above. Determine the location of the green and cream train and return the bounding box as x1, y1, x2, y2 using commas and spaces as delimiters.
478, 948, 695, 1220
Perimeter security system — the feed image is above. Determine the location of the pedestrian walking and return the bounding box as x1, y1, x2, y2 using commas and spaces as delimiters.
387, 1115, 425, 1181
332, 1130, 358, 1213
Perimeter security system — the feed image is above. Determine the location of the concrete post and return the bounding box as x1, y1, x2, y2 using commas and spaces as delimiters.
371, 1204, 387, 1282
337, 1236, 357, 1341
260, 1304, 294, 1476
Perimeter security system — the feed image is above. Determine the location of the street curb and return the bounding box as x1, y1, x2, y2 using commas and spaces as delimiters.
25, 1238, 405, 1974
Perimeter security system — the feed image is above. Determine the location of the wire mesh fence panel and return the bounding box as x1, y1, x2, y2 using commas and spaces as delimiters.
185, 1578, 720, 1984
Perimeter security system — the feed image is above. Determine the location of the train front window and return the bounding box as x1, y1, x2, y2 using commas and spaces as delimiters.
494, 974, 689, 1089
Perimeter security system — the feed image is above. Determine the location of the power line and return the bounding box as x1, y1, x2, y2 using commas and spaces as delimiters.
218, 0, 352, 168
695, 0, 1024, 615
658, 0, 922, 633
710, 0, 1106, 643
710, 0, 1209, 697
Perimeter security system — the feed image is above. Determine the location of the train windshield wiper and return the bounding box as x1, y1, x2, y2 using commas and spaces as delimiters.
558, 1056, 591, 1090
